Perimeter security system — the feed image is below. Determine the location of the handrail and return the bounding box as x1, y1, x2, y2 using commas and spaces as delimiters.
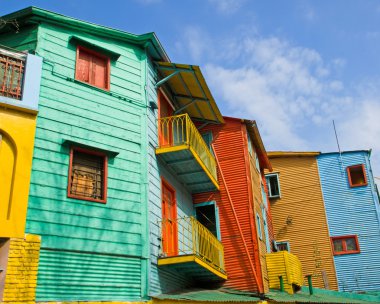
157, 113, 218, 182
159, 216, 225, 273
0, 49, 25, 100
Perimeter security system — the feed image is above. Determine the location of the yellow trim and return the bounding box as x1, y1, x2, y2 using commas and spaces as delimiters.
268, 151, 321, 158
158, 255, 227, 280
156, 114, 219, 188
156, 144, 188, 154
189, 146, 219, 190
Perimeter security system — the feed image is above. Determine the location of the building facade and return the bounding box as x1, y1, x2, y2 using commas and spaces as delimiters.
317, 151, 380, 292
0, 45, 42, 303
265, 152, 339, 291
0, 6, 169, 302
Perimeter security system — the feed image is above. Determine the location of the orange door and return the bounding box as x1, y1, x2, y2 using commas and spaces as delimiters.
161, 179, 178, 256
158, 91, 174, 147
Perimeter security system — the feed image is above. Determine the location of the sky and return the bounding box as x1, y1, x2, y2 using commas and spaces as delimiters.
2, 0, 380, 180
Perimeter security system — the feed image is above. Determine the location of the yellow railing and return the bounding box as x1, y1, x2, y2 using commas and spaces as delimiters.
159, 216, 225, 274
157, 114, 218, 183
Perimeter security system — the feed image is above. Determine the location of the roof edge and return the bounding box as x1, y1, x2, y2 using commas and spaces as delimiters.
1, 6, 169, 61
268, 151, 321, 158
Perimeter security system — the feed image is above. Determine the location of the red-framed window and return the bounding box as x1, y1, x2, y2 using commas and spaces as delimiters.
75, 46, 110, 91
67, 147, 108, 203
347, 164, 367, 187
331, 235, 360, 255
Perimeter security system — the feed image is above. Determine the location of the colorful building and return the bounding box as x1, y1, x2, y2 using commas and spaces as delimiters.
0, 44, 42, 302
0, 6, 169, 302
317, 151, 380, 292
264, 152, 338, 291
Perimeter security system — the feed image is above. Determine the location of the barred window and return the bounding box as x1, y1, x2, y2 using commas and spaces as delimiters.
68, 148, 107, 203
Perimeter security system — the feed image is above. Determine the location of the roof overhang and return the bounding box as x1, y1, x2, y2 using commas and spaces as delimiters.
155, 62, 224, 124
1, 6, 169, 61
268, 151, 321, 158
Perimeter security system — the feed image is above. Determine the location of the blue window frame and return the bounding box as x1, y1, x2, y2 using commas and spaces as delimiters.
276, 241, 290, 252
262, 206, 271, 253
265, 173, 281, 198
256, 213, 262, 240
194, 201, 221, 240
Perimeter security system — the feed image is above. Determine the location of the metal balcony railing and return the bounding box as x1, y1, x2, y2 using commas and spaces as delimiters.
0, 48, 26, 100
159, 216, 225, 274
157, 114, 218, 183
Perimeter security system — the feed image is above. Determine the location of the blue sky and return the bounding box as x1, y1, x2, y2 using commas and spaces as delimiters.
2, 0, 380, 179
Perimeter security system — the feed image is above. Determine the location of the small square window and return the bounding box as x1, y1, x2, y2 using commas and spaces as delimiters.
276, 241, 290, 252
68, 147, 107, 203
347, 164, 367, 187
331, 235, 360, 255
75, 46, 110, 90
265, 173, 281, 198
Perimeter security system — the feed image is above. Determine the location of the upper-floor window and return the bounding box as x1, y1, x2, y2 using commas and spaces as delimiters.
265, 173, 281, 198
256, 213, 262, 240
201, 132, 214, 156
347, 164, 367, 187
68, 147, 108, 203
331, 235, 360, 255
75, 46, 110, 90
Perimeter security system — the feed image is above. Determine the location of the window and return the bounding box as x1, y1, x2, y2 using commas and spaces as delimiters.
75, 46, 110, 90
276, 241, 290, 252
347, 164, 367, 187
68, 147, 107, 203
331, 235, 360, 255
256, 213, 262, 240
265, 173, 281, 198
201, 132, 214, 156
247, 132, 253, 155
195, 201, 220, 240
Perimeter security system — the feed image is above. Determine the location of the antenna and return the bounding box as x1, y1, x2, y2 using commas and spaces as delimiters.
333, 120, 344, 172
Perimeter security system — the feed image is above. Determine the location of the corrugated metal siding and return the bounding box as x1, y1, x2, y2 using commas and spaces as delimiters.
36, 249, 142, 301
266, 156, 338, 290
317, 152, 380, 292
193, 118, 262, 292
147, 59, 195, 295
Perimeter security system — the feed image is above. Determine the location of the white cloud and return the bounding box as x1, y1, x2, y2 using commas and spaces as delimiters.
174, 23, 380, 178
208, 0, 245, 14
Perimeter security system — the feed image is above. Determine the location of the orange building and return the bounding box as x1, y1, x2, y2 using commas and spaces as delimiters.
193, 117, 273, 293
265, 152, 338, 290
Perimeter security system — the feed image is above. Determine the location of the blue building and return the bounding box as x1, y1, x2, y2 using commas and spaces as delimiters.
317, 150, 380, 292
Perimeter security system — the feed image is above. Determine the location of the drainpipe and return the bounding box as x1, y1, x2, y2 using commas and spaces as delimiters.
279, 276, 284, 292
306, 275, 314, 295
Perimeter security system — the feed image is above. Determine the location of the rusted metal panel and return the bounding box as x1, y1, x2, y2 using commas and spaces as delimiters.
266, 155, 339, 290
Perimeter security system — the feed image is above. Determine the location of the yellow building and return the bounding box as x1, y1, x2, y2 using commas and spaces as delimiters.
0, 46, 42, 301
265, 152, 338, 290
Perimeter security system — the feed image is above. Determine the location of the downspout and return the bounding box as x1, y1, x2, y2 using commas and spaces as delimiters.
141, 43, 151, 299
212, 143, 264, 294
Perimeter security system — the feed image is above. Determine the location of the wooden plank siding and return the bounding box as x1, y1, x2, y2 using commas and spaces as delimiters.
193, 117, 268, 293
146, 60, 195, 295
266, 155, 339, 291
0, 20, 152, 300
317, 151, 380, 292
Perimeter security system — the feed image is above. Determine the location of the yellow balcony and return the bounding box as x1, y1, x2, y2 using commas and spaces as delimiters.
158, 216, 227, 282
156, 114, 218, 193
266, 251, 303, 294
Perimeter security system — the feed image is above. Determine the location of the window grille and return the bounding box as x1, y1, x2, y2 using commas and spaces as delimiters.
0, 49, 25, 100
70, 150, 105, 200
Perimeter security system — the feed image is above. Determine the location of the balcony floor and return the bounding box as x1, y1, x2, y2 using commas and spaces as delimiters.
156, 145, 218, 193
158, 254, 227, 282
